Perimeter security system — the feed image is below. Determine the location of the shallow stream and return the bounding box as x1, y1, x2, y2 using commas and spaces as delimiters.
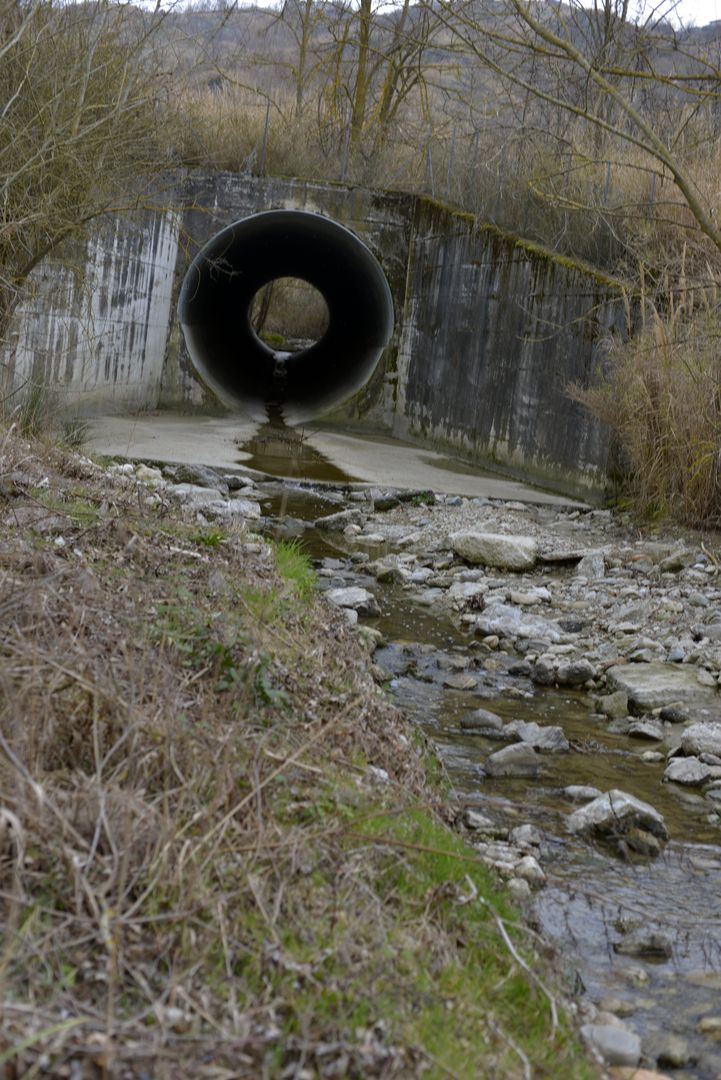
252, 456, 721, 1077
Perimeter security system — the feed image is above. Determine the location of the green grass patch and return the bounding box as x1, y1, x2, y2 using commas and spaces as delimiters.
33, 488, 101, 525
193, 526, 227, 547
273, 537, 316, 601
339, 809, 595, 1079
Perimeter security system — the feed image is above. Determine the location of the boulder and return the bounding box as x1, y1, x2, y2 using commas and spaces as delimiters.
474, 602, 563, 644
463, 809, 496, 832
606, 663, 719, 713
447, 581, 486, 608
563, 784, 602, 803
664, 757, 713, 786
325, 587, 379, 616
509, 824, 542, 847
531, 657, 556, 685
442, 672, 477, 691
463, 809, 507, 837
223, 473, 255, 492
173, 464, 227, 491
581, 1024, 641, 1068
567, 790, 668, 842
596, 690, 630, 719
169, 483, 225, 506
556, 658, 596, 686
485, 744, 539, 778
315, 508, 366, 531
576, 551, 606, 579
513, 854, 545, 886
449, 531, 537, 570
503, 719, 569, 753
627, 719, 664, 740
460, 708, 504, 733
681, 721, 721, 758
205, 498, 261, 521
369, 561, 409, 584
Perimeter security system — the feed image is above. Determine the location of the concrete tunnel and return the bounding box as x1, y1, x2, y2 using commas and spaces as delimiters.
177, 209, 395, 425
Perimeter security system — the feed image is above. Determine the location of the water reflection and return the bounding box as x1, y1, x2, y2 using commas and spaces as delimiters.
237, 421, 357, 483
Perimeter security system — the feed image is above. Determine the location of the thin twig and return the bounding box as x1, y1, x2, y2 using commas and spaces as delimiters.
479, 896, 559, 1040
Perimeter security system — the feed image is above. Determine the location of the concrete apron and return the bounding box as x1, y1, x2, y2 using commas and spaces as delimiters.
86, 413, 588, 509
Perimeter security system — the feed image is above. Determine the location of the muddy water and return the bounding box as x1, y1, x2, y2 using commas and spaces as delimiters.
258, 482, 721, 1077
237, 423, 358, 483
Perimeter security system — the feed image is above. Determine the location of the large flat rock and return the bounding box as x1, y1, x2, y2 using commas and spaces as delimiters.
449, 531, 537, 570
474, 601, 564, 644
606, 663, 718, 713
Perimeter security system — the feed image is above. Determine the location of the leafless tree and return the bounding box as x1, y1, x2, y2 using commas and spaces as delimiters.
0, 0, 171, 339
435, 0, 721, 269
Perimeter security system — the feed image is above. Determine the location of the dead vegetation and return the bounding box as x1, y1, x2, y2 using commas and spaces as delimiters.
573, 293, 721, 527
0, 422, 595, 1078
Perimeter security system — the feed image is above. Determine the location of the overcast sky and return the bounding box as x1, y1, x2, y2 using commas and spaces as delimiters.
675, 0, 720, 25
169, 0, 721, 29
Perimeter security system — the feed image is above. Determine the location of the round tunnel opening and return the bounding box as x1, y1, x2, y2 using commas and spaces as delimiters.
177, 209, 395, 426
249, 276, 330, 355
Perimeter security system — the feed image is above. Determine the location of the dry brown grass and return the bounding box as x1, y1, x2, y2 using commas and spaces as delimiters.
573, 293, 721, 525
163, 85, 428, 192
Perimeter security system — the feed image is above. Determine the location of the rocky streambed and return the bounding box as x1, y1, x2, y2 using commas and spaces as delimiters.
113, 456, 721, 1078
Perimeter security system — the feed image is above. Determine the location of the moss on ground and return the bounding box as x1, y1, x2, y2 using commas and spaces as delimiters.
0, 423, 598, 1078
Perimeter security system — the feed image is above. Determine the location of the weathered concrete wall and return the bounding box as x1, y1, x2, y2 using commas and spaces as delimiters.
1, 209, 179, 415
391, 200, 627, 495
1, 170, 628, 495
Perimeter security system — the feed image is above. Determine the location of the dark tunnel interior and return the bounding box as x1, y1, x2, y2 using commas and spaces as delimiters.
177, 210, 395, 425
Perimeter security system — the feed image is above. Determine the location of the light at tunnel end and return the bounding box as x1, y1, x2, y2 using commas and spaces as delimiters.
178, 210, 395, 425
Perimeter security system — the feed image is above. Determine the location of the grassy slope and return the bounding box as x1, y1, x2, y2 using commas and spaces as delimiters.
0, 423, 598, 1079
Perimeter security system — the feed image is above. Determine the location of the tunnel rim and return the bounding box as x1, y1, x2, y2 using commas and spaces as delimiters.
177, 208, 395, 424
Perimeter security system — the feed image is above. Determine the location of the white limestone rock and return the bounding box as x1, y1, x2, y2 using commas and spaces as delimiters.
568, 789, 668, 841
606, 662, 719, 712
664, 757, 713, 786
474, 602, 563, 644
581, 1023, 641, 1067
503, 719, 569, 753
325, 586, 380, 616
681, 721, 721, 758
449, 531, 538, 571
205, 498, 261, 521
485, 744, 539, 778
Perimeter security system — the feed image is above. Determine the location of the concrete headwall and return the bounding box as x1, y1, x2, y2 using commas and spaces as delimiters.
0, 170, 628, 495
2, 209, 179, 415
390, 200, 627, 495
